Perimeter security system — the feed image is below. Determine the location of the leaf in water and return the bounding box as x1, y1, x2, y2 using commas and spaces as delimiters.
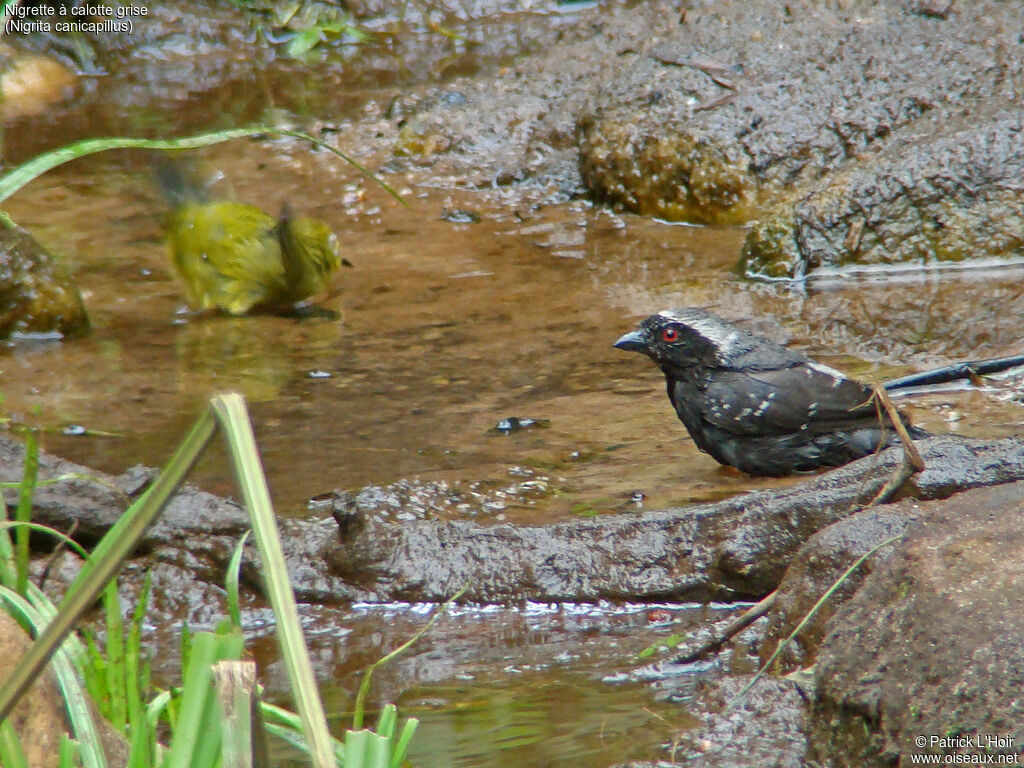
286, 27, 324, 57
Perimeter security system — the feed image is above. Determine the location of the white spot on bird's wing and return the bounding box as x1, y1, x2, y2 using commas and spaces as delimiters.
807, 361, 848, 388
808, 402, 818, 417
754, 399, 771, 416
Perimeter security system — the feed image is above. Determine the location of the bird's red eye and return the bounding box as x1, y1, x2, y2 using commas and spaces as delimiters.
662, 328, 679, 342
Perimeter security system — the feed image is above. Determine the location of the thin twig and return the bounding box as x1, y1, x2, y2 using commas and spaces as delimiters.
673, 591, 777, 663
723, 533, 905, 710
868, 384, 925, 506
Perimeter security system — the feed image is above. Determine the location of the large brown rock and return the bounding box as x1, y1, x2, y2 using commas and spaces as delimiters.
759, 506, 915, 672
0, 612, 65, 768
811, 481, 1024, 766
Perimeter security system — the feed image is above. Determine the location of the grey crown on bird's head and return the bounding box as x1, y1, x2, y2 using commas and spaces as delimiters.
615, 308, 803, 370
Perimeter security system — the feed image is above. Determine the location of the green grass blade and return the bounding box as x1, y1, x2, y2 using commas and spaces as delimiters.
0, 718, 29, 768
344, 730, 369, 768
126, 712, 155, 768
126, 571, 153, 763
102, 581, 127, 731
364, 731, 389, 768
270, 129, 406, 207
0, 521, 91, 561
352, 583, 467, 730
210, 393, 334, 768
0, 408, 217, 723
82, 630, 110, 722
0, 480, 13, 587
58, 735, 80, 768
0, 127, 406, 207
262, 721, 348, 765
162, 630, 218, 768
725, 532, 905, 709
163, 629, 244, 768
225, 531, 251, 630
0, 587, 107, 768
0, 129, 258, 203
145, 689, 173, 730
14, 430, 38, 596
389, 719, 418, 768
376, 704, 396, 741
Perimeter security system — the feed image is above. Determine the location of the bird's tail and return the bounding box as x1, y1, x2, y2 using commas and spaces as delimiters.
153, 154, 220, 207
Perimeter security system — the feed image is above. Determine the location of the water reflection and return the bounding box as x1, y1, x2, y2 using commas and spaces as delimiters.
258, 601, 719, 768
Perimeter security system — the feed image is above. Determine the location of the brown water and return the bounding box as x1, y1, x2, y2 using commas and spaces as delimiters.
7, 4, 1024, 765
253, 600, 746, 767
7, 148, 1024, 523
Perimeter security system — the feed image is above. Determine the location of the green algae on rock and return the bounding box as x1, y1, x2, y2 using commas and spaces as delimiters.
578, 112, 764, 225
0, 218, 89, 340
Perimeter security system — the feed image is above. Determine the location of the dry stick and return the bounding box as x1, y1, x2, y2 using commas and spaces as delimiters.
674, 591, 778, 664
868, 384, 926, 506
37, 519, 79, 590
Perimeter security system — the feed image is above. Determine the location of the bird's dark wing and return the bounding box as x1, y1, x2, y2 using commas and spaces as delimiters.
700, 363, 882, 436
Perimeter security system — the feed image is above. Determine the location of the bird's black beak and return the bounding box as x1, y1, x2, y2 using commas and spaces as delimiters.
614, 329, 648, 353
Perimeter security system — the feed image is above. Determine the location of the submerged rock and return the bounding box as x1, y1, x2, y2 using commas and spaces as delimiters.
0, 52, 77, 121
0, 220, 90, 340
671, 676, 809, 768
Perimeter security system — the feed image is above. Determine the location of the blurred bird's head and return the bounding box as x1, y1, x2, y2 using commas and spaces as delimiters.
276, 208, 342, 279
287, 217, 341, 275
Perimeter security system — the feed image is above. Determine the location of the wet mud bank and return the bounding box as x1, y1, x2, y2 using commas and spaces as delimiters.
333, 0, 1024, 277
7, 431, 1024, 607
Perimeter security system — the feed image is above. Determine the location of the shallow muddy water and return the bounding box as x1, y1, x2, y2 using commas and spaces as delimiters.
254, 600, 747, 768
7, 148, 1024, 525
7, 3, 1024, 764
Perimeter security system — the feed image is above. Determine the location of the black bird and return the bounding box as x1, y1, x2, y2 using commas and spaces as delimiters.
614, 308, 1024, 477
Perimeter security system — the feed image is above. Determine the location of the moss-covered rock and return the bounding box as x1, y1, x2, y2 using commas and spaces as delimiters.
741, 108, 1024, 279
0, 218, 89, 339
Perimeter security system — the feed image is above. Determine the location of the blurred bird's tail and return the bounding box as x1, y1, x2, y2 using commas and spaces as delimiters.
153, 154, 220, 207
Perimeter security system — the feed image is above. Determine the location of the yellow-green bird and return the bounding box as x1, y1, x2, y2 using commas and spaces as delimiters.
156, 158, 342, 316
